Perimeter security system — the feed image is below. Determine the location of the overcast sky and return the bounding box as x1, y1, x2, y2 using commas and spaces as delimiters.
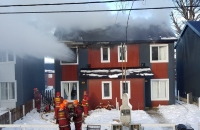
0, 0, 174, 61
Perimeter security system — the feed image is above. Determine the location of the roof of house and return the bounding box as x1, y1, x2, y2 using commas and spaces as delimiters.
55, 24, 176, 42
176, 21, 200, 48
79, 67, 153, 79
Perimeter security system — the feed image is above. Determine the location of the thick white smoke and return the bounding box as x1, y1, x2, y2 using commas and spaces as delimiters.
0, 0, 174, 60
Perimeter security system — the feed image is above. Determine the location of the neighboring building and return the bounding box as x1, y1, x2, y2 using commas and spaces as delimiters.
45, 63, 55, 88
55, 38, 176, 110
0, 52, 45, 109
176, 21, 200, 98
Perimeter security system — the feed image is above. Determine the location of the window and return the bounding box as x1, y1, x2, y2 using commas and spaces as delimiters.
150, 44, 168, 63
61, 81, 79, 102
101, 47, 110, 63
0, 82, 16, 101
118, 45, 127, 62
61, 48, 78, 65
48, 74, 52, 78
120, 81, 130, 99
151, 79, 169, 100
0, 51, 15, 62
102, 81, 112, 99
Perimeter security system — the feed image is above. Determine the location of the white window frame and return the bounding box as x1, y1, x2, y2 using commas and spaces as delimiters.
151, 79, 169, 101
150, 44, 168, 63
100, 47, 110, 63
120, 81, 130, 99
60, 47, 78, 65
0, 81, 17, 101
101, 81, 112, 99
48, 74, 52, 78
61, 81, 79, 102
118, 45, 127, 62
0, 51, 16, 64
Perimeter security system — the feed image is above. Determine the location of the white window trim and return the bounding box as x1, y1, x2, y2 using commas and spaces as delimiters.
150, 44, 168, 63
60, 81, 79, 102
118, 45, 127, 62
100, 47, 110, 63
102, 81, 112, 99
120, 81, 130, 99
0, 52, 16, 64
60, 48, 79, 65
151, 79, 169, 101
0, 81, 17, 102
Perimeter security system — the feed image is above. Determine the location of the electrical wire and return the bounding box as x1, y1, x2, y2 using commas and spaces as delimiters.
1, 6, 199, 14
0, 0, 143, 7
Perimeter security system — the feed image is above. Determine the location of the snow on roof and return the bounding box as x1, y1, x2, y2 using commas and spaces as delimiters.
80, 68, 153, 79
161, 37, 177, 40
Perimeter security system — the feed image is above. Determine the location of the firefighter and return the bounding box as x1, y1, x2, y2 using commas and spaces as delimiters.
82, 90, 89, 117
57, 103, 71, 130
33, 88, 41, 113
54, 92, 64, 121
72, 100, 83, 130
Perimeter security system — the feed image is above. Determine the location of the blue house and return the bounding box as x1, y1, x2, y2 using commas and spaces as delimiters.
0, 52, 45, 109
176, 21, 200, 98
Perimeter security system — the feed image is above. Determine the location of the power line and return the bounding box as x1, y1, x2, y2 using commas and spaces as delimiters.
0, 6, 199, 14
0, 0, 143, 7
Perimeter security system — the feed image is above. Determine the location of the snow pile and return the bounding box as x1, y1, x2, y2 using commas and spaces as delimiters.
159, 102, 200, 130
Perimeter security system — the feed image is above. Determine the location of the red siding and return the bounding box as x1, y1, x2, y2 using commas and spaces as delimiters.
62, 65, 78, 80
151, 63, 168, 78
47, 74, 55, 86
152, 101, 168, 107
88, 78, 144, 110
88, 44, 139, 68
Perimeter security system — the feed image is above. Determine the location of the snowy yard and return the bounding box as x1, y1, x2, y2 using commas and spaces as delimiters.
0, 101, 200, 130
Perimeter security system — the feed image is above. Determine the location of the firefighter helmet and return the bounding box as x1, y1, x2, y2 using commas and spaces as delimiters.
63, 99, 68, 105
73, 100, 79, 105
56, 92, 61, 97
60, 103, 65, 109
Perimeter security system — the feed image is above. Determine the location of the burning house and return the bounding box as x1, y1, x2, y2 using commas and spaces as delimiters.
54, 24, 177, 110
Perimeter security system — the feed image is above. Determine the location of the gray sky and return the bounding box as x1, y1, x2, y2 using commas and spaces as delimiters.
0, 0, 174, 60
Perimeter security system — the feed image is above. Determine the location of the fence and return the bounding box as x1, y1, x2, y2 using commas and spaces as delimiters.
0, 124, 59, 130
82, 123, 176, 130
0, 99, 34, 124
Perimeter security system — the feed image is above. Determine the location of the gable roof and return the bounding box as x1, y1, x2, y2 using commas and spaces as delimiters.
176, 21, 200, 48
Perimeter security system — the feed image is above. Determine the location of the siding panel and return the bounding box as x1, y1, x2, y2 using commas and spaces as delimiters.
151, 63, 168, 78
88, 44, 139, 68
62, 65, 78, 80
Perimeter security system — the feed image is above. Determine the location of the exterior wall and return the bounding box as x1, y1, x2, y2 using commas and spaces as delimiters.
0, 62, 16, 108
168, 44, 175, 104
46, 73, 55, 86
139, 44, 151, 107
15, 56, 45, 107
88, 44, 139, 68
78, 48, 88, 101
177, 26, 200, 97
55, 60, 62, 92
88, 78, 145, 110
62, 65, 78, 81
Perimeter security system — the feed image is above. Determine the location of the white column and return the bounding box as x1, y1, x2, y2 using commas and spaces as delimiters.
187, 93, 189, 104
23, 105, 25, 116
198, 97, 200, 110
9, 111, 12, 124
33, 99, 35, 109
178, 90, 180, 101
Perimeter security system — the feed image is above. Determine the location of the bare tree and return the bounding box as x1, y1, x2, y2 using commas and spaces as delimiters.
171, 0, 200, 35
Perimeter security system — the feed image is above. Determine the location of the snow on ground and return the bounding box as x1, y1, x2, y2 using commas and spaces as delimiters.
1, 101, 200, 130
159, 101, 200, 130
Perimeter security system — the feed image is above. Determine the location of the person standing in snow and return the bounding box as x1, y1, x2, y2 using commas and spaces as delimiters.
82, 90, 89, 117
54, 92, 64, 121
72, 100, 83, 130
57, 103, 71, 130
33, 88, 41, 113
